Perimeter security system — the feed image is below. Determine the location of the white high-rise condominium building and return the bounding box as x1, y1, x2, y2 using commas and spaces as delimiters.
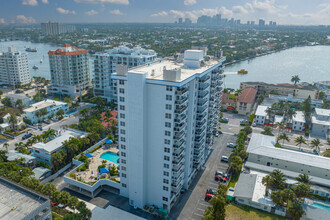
93, 45, 157, 102
41, 22, 76, 35
0, 47, 31, 87
112, 50, 225, 211
47, 44, 91, 98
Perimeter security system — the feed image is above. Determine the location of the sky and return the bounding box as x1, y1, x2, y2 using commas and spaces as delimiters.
0, 0, 330, 25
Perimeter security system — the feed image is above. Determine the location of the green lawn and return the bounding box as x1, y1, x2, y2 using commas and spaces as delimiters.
226, 204, 286, 220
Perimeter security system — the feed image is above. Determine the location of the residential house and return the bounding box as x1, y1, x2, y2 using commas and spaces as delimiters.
268, 94, 323, 109
292, 111, 305, 131
0, 113, 25, 133
221, 87, 258, 115
311, 108, 330, 140
255, 105, 268, 125
6, 93, 32, 107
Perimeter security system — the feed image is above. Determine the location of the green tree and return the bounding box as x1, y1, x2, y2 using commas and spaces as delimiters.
310, 138, 321, 153
281, 188, 296, 206
261, 126, 274, 136
1, 97, 11, 107
257, 94, 264, 105
294, 136, 307, 150
56, 109, 65, 120
278, 132, 290, 145
291, 75, 300, 85
229, 156, 243, 176
76, 201, 87, 212
59, 191, 71, 206
19, 177, 40, 191
15, 99, 25, 110
294, 183, 311, 202
295, 173, 311, 185
40, 182, 57, 197
262, 175, 273, 196
269, 169, 286, 189
68, 196, 78, 211
203, 197, 226, 220
271, 190, 284, 206
3, 142, 9, 151
9, 114, 18, 132
0, 150, 8, 162
287, 200, 305, 220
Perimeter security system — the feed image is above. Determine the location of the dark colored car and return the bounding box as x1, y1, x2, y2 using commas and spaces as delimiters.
22, 133, 32, 140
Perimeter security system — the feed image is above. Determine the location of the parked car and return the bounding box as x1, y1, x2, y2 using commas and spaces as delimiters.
221, 156, 229, 163
205, 189, 217, 202
221, 117, 229, 122
215, 133, 219, 137
215, 171, 228, 178
252, 122, 257, 127
227, 143, 235, 148
240, 119, 248, 123
22, 133, 32, 140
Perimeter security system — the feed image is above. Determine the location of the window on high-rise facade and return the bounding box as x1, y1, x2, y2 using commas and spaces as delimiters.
166, 95, 172, 101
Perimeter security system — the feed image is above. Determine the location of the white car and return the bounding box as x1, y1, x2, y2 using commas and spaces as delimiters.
227, 143, 235, 148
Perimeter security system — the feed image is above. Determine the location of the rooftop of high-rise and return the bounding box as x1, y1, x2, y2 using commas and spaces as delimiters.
48, 44, 88, 56
99, 45, 156, 57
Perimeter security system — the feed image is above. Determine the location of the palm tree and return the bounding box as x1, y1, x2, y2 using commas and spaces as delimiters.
286, 108, 296, 125
294, 183, 311, 202
269, 169, 286, 189
310, 138, 321, 153
271, 190, 284, 206
294, 136, 307, 150
278, 132, 290, 145
265, 107, 274, 124
9, 114, 18, 132
261, 126, 274, 136
287, 200, 305, 220
291, 75, 301, 85
295, 173, 312, 185
262, 175, 273, 196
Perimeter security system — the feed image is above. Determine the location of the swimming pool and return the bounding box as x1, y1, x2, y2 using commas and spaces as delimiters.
65, 109, 78, 116
310, 202, 330, 211
100, 152, 119, 165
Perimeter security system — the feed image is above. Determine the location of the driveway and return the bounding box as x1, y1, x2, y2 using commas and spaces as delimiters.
171, 134, 236, 220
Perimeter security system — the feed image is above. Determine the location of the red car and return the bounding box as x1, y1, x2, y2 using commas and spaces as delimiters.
205, 189, 217, 202
215, 174, 227, 182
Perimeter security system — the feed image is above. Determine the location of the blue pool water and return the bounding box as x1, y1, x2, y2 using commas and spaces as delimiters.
310, 203, 330, 211
65, 109, 78, 116
100, 152, 119, 165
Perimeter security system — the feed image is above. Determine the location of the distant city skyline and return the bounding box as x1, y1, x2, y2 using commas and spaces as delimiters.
0, 0, 330, 25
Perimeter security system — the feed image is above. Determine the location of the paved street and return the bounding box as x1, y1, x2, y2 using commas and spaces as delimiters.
172, 134, 236, 220
2, 116, 79, 151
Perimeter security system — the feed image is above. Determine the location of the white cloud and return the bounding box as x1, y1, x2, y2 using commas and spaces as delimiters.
22, 0, 38, 6
74, 0, 129, 5
15, 15, 36, 24
150, 11, 168, 17
41, 0, 49, 4
184, 0, 196, 6
0, 18, 6, 24
232, 6, 248, 15
109, 9, 123, 15
56, 8, 76, 15
85, 10, 98, 16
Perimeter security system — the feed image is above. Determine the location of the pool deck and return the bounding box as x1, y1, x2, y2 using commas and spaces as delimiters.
76, 145, 120, 184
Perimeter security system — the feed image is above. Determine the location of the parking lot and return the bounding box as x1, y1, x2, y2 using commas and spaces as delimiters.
174, 134, 236, 220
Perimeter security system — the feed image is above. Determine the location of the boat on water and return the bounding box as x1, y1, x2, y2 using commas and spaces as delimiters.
26, 48, 37, 52
237, 69, 248, 74
33, 65, 39, 70
40, 58, 43, 63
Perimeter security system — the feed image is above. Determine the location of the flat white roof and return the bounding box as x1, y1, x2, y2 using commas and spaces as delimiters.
293, 111, 305, 123
315, 108, 330, 117
247, 133, 330, 170
312, 116, 330, 126
126, 58, 219, 82
255, 105, 268, 117
24, 99, 66, 113
274, 115, 283, 123
32, 130, 83, 153
251, 175, 274, 207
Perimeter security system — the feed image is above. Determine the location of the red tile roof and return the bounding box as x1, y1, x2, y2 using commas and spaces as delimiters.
62, 43, 71, 47
221, 87, 257, 105
238, 87, 258, 103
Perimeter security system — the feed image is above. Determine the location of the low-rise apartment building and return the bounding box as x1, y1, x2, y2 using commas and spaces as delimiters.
6, 93, 32, 107
31, 130, 85, 166
0, 113, 25, 133
255, 105, 268, 125
292, 111, 305, 131
23, 99, 68, 124
311, 108, 330, 140
221, 87, 257, 115
240, 82, 319, 99
268, 94, 323, 109
246, 133, 330, 187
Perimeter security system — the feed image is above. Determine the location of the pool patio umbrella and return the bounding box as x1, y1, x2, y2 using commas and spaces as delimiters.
85, 153, 93, 158
105, 139, 113, 144
99, 168, 109, 174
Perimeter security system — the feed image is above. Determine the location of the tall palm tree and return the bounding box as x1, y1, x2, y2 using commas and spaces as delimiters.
295, 173, 312, 185
265, 107, 274, 124
286, 108, 296, 125
278, 132, 290, 145
291, 75, 301, 85
287, 200, 305, 220
9, 114, 17, 132
294, 136, 307, 150
262, 175, 273, 196
310, 138, 321, 153
269, 169, 286, 189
